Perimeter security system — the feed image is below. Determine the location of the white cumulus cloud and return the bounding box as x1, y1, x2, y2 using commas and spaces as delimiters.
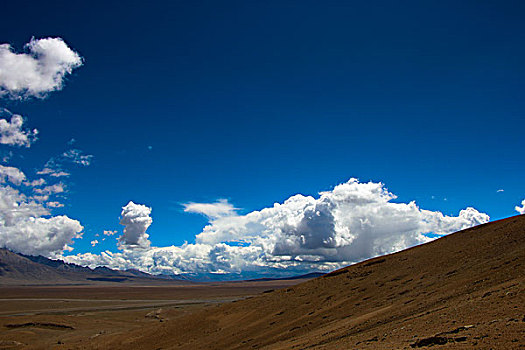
0, 37, 83, 99
62, 179, 490, 277
0, 110, 38, 147
0, 185, 83, 256
118, 201, 152, 248
516, 199, 525, 215
0, 165, 26, 185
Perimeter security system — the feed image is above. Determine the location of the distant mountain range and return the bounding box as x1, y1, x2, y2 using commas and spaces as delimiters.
157, 271, 326, 282
0, 249, 185, 285
0, 249, 324, 285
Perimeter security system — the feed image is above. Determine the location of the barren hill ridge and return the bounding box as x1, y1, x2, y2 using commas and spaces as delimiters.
95, 215, 525, 349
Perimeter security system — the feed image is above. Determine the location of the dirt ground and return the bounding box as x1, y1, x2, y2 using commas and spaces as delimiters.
92, 215, 524, 350
1, 215, 524, 349
0, 280, 305, 349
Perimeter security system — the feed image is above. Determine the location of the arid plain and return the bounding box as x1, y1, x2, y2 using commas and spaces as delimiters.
0, 280, 309, 349
1, 215, 524, 349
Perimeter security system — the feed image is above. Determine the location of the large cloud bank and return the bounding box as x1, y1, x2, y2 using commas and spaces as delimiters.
0, 37, 82, 99
64, 179, 489, 277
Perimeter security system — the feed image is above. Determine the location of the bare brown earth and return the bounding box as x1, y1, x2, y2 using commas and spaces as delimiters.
1, 215, 524, 349
92, 215, 525, 350
0, 280, 307, 349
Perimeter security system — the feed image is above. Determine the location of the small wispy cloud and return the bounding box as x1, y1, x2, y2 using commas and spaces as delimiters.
37, 167, 71, 177
47, 201, 64, 208
183, 199, 238, 220
62, 149, 93, 166
37, 148, 93, 178
24, 178, 46, 187
1, 151, 13, 163
34, 183, 66, 196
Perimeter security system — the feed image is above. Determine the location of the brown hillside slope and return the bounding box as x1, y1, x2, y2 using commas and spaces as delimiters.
95, 215, 525, 349
0, 249, 74, 285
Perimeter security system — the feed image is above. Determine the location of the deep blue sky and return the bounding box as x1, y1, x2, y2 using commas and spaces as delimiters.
1, 0, 524, 253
